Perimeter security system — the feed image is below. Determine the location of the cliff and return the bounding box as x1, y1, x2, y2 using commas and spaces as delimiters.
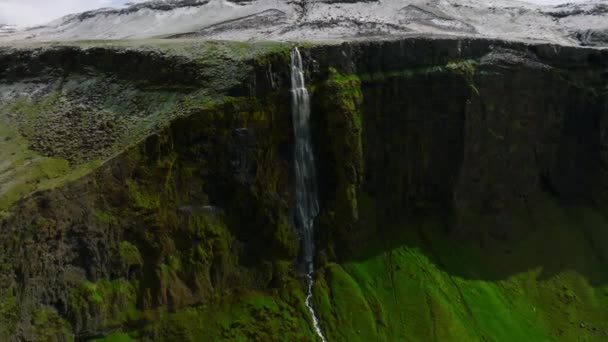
0, 37, 607, 341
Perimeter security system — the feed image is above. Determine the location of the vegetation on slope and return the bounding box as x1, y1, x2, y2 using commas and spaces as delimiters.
0, 38, 607, 341
0, 40, 291, 217
313, 194, 608, 341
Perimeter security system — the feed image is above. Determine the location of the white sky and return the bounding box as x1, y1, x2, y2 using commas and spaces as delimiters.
0, 0, 147, 27
0, 0, 591, 27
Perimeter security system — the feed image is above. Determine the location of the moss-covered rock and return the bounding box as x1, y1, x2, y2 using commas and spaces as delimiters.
0, 37, 607, 341
313, 68, 365, 257
312, 195, 608, 341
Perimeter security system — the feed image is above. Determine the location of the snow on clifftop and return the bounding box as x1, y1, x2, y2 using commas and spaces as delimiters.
0, 24, 17, 35
1, 0, 607, 47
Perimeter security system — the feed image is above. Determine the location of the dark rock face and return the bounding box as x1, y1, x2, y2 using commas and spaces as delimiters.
0, 46, 206, 85
0, 37, 607, 340
545, 3, 608, 19
66, 0, 211, 23
576, 29, 608, 47
398, 5, 477, 33
169, 9, 288, 39
0, 93, 297, 340
0, 42, 299, 340
308, 38, 608, 252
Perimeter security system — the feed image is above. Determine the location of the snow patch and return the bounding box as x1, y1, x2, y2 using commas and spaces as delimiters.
0, 0, 607, 46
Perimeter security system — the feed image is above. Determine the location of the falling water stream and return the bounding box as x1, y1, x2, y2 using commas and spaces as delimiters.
290, 47, 327, 342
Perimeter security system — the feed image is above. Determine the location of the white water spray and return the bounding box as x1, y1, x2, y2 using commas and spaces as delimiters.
290, 47, 327, 342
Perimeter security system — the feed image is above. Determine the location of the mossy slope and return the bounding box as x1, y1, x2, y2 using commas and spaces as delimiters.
0, 40, 290, 216
313, 196, 608, 341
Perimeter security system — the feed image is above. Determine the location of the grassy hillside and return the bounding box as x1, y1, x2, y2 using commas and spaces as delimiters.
89, 195, 608, 342
313, 194, 608, 341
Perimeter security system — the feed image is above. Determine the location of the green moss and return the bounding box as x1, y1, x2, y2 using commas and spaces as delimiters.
0, 116, 103, 214
312, 194, 608, 341
0, 270, 18, 340
83, 282, 104, 303
0, 40, 298, 340
119, 242, 143, 268
89, 332, 135, 342
271, 215, 299, 258
6, 92, 61, 137
355, 59, 477, 85
315, 69, 365, 252
177, 94, 297, 261
0, 40, 292, 218
32, 308, 74, 342
446, 60, 479, 96
314, 263, 378, 341
125, 179, 160, 209
68, 279, 141, 330
446, 60, 477, 78
134, 287, 317, 342
26, 217, 57, 237
93, 210, 118, 225
1, 42, 604, 342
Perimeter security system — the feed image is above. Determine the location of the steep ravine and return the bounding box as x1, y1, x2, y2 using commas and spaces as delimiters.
0, 38, 607, 341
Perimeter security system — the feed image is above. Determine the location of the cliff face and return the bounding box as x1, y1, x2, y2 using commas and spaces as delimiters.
0, 41, 311, 341
309, 40, 608, 252
0, 38, 607, 341
308, 40, 608, 341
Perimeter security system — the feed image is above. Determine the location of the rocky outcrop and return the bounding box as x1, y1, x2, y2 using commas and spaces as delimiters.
576, 28, 608, 46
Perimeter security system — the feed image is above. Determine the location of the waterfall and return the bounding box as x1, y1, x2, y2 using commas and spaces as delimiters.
290, 47, 327, 342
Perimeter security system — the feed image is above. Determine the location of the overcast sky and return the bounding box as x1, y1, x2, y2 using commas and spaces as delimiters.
0, 0, 146, 27
0, 0, 590, 27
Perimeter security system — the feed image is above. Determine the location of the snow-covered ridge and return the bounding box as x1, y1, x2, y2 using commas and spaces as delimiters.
1, 0, 608, 47
0, 24, 17, 35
